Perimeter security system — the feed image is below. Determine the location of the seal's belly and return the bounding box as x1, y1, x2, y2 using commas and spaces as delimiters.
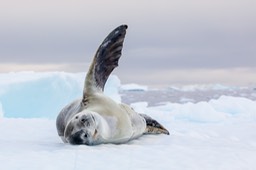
86, 93, 135, 141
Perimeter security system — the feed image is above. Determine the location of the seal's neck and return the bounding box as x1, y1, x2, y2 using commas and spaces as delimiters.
94, 114, 111, 143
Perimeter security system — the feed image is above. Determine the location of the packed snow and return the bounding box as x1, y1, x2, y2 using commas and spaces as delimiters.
0, 72, 256, 170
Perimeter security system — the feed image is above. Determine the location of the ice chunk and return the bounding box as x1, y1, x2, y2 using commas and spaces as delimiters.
0, 72, 121, 118
121, 83, 148, 91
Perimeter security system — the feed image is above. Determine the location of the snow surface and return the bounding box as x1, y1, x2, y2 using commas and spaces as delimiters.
0, 72, 256, 170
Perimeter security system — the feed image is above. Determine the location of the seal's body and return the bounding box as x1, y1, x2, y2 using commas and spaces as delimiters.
56, 25, 169, 145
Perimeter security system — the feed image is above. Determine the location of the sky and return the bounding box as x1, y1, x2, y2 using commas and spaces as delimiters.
0, 0, 256, 87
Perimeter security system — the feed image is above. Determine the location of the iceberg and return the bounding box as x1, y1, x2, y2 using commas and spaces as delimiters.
0, 72, 120, 118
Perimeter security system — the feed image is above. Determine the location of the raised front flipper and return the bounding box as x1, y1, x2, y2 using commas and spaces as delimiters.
83, 25, 128, 103
140, 114, 170, 135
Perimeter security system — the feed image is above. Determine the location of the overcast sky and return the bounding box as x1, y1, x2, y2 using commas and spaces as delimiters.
0, 0, 255, 86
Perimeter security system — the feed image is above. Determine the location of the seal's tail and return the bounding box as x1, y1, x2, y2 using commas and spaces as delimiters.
140, 114, 170, 135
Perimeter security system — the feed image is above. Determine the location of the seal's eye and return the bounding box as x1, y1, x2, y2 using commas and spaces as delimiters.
84, 133, 88, 138
81, 118, 86, 123
80, 116, 91, 126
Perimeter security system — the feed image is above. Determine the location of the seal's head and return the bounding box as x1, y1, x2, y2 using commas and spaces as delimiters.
64, 111, 106, 145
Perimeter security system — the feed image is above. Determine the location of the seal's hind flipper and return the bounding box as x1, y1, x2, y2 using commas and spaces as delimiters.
83, 25, 127, 99
140, 114, 170, 135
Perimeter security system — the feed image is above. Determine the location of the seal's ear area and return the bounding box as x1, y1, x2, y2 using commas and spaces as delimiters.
84, 25, 128, 98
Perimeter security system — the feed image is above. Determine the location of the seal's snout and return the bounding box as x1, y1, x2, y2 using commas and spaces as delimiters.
68, 130, 84, 145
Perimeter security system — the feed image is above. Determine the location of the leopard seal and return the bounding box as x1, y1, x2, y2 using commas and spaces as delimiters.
56, 25, 169, 145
